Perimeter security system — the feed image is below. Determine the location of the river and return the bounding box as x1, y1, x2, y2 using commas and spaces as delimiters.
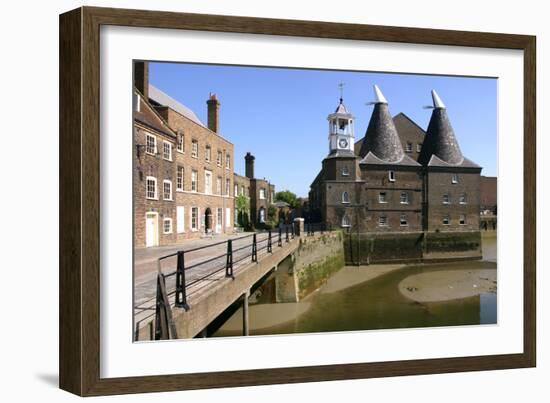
212, 232, 497, 337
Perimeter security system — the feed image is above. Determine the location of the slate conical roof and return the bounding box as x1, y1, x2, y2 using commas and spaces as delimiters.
358, 85, 405, 163
418, 90, 464, 166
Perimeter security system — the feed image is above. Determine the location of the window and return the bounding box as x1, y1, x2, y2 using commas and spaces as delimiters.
163, 141, 172, 161
163, 180, 172, 200
400, 192, 409, 204
342, 191, 350, 203
191, 170, 198, 192
259, 188, 266, 199
258, 208, 265, 223
205, 145, 211, 162
405, 142, 412, 153
271, 191, 275, 202
459, 214, 466, 225
225, 153, 231, 169
176, 166, 184, 191
379, 192, 387, 203
204, 170, 212, 194
216, 177, 222, 195
163, 218, 172, 234
388, 170, 395, 182
146, 177, 157, 199
225, 178, 231, 196
341, 215, 351, 227
459, 194, 467, 204
191, 140, 198, 158
451, 174, 459, 184
217, 150, 222, 166
177, 133, 184, 152
191, 207, 198, 231
234, 184, 238, 197
217, 208, 223, 232
145, 134, 156, 155
417, 143, 422, 153
176, 206, 185, 233
378, 215, 388, 227
240, 186, 245, 196
342, 166, 350, 176
442, 215, 450, 225
400, 214, 408, 226
442, 194, 450, 204
226, 207, 231, 227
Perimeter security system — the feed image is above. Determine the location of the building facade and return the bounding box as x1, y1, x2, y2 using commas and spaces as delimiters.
309, 86, 482, 233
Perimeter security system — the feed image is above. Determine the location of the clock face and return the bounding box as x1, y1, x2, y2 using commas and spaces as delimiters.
338, 138, 349, 148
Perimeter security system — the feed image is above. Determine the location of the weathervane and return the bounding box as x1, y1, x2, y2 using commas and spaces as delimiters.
338, 82, 345, 103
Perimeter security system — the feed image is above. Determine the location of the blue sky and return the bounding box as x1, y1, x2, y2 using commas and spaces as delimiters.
149, 62, 497, 197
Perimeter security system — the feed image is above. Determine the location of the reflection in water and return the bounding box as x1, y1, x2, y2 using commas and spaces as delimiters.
213, 235, 497, 337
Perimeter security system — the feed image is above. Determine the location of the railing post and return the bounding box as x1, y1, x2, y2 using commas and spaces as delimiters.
175, 251, 190, 310
291, 223, 295, 239
226, 239, 233, 277
252, 233, 258, 262
154, 273, 177, 340
285, 225, 289, 243
267, 230, 272, 253
278, 227, 282, 247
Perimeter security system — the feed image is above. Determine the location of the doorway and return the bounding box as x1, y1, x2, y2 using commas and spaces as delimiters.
204, 207, 213, 233
145, 212, 159, 247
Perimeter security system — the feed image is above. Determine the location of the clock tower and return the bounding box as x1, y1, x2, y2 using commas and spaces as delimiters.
327, 95, 355, 156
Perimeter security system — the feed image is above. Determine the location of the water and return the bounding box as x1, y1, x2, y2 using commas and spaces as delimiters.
213, 233, 497, 337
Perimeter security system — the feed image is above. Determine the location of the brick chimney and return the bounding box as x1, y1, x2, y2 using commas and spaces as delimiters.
207, 93, 220, 133
245, 152, 255, 179
133, 61, 149, 99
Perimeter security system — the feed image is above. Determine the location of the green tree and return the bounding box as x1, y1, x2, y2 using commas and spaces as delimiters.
275, 190, 299, 209
234, 194, 250, 227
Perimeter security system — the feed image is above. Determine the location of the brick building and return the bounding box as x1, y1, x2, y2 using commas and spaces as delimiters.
309, 85, 482, 233
134, 62, 235, 247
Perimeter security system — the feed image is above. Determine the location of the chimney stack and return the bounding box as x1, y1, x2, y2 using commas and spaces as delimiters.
133, 61, 149, 100
207, 93, 220, 133
245, 152, 255, 179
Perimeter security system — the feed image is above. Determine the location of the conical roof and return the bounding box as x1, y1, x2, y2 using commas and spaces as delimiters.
418, 90, 464, 166
358, 85, 405, 163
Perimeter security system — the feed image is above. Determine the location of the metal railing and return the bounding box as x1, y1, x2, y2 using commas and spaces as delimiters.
153, 224, 296, 340
305, 222, 329, 236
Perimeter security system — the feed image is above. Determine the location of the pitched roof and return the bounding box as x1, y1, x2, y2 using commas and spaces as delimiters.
358, 93, 405, 162
360, 151, 420, 167
334, 99, 349, 114
133, 90, 176, 138
148, 85, 205, 127
418, 91, 464, 166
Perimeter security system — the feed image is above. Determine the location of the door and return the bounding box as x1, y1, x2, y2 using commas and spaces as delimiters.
145, 213, 158, 247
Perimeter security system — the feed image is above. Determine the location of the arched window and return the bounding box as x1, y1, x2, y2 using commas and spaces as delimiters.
342, 191, 350, 203
342, 215, 351, 227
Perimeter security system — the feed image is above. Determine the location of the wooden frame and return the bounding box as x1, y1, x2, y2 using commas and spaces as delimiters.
59, 6, 536, 396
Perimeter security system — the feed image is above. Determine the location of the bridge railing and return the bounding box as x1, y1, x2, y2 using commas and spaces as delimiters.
153, 224, 296, 340
305, 222, 330, 236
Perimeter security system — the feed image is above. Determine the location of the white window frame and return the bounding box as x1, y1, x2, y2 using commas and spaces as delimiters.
342, 191, 350, 204
145, 133, 157, 155
405, 142, 413, 153
204, 170, 213, 195
205, 145, 211, 162
163, 179, 173, 201
400, 214, 408, 226
342, 166, 350, 176
163, 218, 173, 234
226, 178, 231, 196
191, 139, 198, 158
163, 141, 172, 161
177, 206, 185, 233
225, 153, 231, 169
177, 133, 184, 153
459, 194, 467, 204
216, 208, 223, 233
417, 143, 422, 153
216, 177, 222, 195
378, 192, 387, 203
341, 215, 351, 227
176, 166, 184, 191
234, 184, 238, 197
240, 186, 245, 196
388, 170, 396, 182
191, 170, 198, 192
442, 194, 450, 204
225, 207, 231, 227
145, 176, 157, 200
191, 207, 199, 231
451, 174, 459, 184
217, 150, 222, 166
378, 215, 388, 227
443, 215, 450, 225
259, 188, 266, 200
459, 214, 466, 225
400, 192, 409, 204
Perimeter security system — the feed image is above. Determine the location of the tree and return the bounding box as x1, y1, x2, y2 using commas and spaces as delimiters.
234, 194, 250, 227
275, 190, 299, 209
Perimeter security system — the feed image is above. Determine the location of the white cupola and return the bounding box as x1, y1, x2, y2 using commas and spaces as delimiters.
327, 96, 355, 156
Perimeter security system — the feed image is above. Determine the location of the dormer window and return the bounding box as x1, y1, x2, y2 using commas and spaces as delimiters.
388, 171, 395, 182
405, 142, 412, 153
451, 174, 459, 184
342, 166, 350, 176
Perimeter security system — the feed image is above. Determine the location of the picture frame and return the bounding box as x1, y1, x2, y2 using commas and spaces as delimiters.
59, 6, 536, 396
